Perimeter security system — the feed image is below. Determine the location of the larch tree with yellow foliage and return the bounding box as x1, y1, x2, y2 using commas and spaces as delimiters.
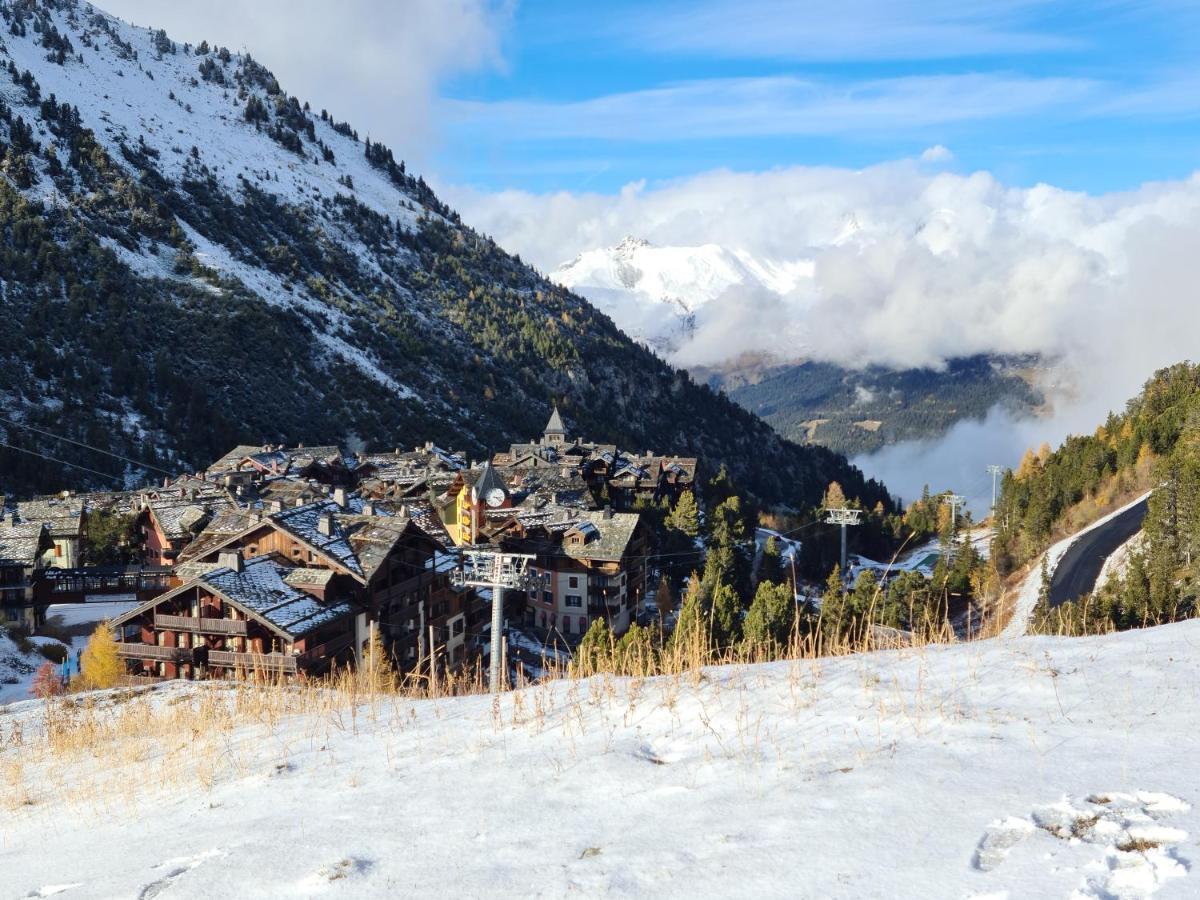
79, 622, 123, 690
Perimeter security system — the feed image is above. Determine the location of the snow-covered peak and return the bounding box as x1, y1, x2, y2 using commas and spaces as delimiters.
549, 236, 813, 357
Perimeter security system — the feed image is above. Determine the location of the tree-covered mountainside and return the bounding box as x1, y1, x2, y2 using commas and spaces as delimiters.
1000, 362, 1200, 631
0, 0, 891, 512
709, 355, 1043, 456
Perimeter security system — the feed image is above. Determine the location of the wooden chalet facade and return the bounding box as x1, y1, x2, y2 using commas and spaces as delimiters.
110, 551, 355, 679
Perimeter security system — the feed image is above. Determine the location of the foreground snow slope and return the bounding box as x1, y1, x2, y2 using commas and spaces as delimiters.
4, 623, 1200, 898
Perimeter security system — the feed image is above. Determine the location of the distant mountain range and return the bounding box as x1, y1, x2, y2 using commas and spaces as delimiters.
551, 236, 1044, 453
0, 0, 890, 512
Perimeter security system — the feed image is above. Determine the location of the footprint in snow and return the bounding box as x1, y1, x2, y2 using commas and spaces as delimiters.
23, 886, 82, 899
138, 849, 222, 900
975, 792, 1190, 898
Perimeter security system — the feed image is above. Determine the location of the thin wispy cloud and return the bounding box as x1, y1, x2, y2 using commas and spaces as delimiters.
445, 73, 1098, 142
612, 0, 1079, 61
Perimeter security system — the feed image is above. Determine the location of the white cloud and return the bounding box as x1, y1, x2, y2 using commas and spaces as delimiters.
920, 144, 954, 162
450, 162, 1200, 463
100, 0, 510, 163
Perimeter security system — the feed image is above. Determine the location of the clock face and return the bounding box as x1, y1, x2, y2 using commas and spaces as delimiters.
485, 487, 506, 508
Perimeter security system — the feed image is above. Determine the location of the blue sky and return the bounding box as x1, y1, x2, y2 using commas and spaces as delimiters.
435, 0, 1200, 194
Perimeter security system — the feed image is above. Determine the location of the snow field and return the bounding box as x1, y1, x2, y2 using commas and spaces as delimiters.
3, 621, 1200, 897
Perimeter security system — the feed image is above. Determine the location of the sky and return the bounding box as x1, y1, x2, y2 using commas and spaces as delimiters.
99, 1, 1200, 196
96, 1, 1200, 498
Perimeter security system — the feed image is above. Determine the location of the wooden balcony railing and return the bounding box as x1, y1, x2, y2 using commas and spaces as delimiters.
154, 614, 248, 636
302, 632, 354, 662
116, 643, 189, 662
206, 650, 298, 674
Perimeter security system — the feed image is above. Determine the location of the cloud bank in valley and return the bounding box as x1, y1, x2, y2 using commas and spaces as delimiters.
451, 157, 1200, 494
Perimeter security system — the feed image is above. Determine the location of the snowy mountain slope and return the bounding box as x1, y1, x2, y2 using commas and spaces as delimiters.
5, 624, 1200, 897
551, 236, 813, 354
0, 1, 889, 512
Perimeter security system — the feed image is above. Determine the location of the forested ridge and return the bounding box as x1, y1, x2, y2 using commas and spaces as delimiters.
0, 0, 891, 515
994, 362, 1200, 631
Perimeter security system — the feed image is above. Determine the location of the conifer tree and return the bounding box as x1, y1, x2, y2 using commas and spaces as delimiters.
613, 622, 654, 675
742, 580, 795, 655
573, 618, 612, 677
30, 661, 63, 698
710, 582, 742, 648
666, 490, 700, 539
654, 573, 676, 624
759, 535, 783, 585
79, 622, 122, 690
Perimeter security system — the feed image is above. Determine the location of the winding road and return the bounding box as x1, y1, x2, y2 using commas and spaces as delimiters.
1048, 497, 1149, 607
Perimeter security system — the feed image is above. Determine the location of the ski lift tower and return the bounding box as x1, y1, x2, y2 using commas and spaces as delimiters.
824, 507, 863, 574
451, 549, 538, 693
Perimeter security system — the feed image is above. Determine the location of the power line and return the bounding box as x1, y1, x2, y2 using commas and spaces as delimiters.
0, 439, 125, 483
0, 415, 175, 476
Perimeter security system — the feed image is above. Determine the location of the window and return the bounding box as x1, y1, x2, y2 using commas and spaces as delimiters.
568, 576, 579, 589
578, 617, 587, 634
543, 590, 553, 604
452, 618, 464, 636
565, 594, 582, 608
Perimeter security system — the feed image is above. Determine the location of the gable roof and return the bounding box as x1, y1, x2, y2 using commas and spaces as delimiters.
269, 500, 363, 579
112, 554, 352, 640
0, 521, 49, 567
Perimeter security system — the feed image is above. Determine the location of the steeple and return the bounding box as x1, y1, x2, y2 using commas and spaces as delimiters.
543, 404, 567, 446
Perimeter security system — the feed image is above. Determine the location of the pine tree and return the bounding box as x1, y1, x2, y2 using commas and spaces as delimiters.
823, 481, 847, 510
759, 535, 783, 585
572, 618, 613, 677
710, 582, 742, 648
79, 622, 122, 690
666, 491, 700, 539
742, 580, 795, 655
613, 622, 654, 675
669, 574, 708, 658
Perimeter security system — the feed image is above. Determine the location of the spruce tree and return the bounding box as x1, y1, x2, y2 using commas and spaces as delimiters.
742, 580, 796, 655
572, 618, 613, 677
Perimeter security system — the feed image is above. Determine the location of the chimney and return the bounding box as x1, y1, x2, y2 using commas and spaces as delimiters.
162, 476, 170, 488
399, 504, 409, 518
294, 497, 306, 508
603, 506, 613, 520
332, 487, 348, 509
362, 501, 375, 516
218, 549, 244, 573
235, 484, 246, 499
318, 513, 334, 537
268, 499, 284, 513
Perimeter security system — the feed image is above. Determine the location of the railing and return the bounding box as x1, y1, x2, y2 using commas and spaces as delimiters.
154, 614, 248, 635
302, 632, 354, 662
116, 643, 189, 662
206, 650, 298, 674
42, 566, 174, 595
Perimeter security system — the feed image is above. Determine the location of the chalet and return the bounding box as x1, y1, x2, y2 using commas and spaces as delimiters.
13, 497, 85, 568
486, 505, 648, 640
0, 518, 52, 629
137, 481, 235, 567
205, 444, 355, 488
174, 498, 482, 672
109, 551, 356, 680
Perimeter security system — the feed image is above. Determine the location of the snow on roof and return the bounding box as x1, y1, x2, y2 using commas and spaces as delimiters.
270, 501, 363, 578
203, 556, 352, 638
0, 521, 47, 567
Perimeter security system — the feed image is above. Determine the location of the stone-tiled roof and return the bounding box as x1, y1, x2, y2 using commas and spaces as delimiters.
561, 512, 641, 562
336, 514, 411, 583
14, 498, 84, 537
175, 507, 261, 564
270, 501, 363, 578
203, 556, 353, 638
0, 521, 48, 567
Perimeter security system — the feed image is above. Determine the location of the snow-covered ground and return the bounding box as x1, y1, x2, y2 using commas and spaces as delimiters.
5, 622, 1200, 897
0, 600, 136, 704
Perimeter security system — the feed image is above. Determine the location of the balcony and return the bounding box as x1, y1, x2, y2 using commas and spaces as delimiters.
302, 632, 354, 662
116, 643, 190, 663
206, 650, 298, 674
154, 614, 248, 636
